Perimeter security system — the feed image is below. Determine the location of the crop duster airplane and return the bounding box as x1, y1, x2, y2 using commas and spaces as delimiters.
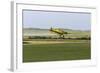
50, 27, 69, 39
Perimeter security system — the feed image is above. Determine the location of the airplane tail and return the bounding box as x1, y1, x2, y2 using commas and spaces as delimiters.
64, 32, 68, 34
64, 32, 71, 34
50, 27, 52, 31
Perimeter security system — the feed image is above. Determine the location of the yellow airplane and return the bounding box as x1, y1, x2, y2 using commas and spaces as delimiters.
50, 27, 68, 39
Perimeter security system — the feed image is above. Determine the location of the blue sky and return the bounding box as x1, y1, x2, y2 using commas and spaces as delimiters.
23, 10, 91, 30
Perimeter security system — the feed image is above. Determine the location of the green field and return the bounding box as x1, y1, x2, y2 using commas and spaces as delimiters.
23, 28, 91, 62
23, 40, 91, 62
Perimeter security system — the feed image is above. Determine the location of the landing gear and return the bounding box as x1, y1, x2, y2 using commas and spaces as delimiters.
59, 34, 65, 39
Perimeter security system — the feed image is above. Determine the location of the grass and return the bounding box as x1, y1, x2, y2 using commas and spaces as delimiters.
23, 40, 91, 62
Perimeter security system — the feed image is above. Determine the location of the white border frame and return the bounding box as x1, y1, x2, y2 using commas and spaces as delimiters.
11, 1, 97, 72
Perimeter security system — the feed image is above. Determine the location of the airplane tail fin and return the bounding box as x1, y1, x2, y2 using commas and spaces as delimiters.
50, 27, 52, 31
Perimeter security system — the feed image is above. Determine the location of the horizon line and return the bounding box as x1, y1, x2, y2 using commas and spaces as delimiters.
23, 27, 91, 31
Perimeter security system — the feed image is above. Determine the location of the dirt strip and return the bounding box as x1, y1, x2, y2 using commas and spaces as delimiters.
23, 40, 90, 45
